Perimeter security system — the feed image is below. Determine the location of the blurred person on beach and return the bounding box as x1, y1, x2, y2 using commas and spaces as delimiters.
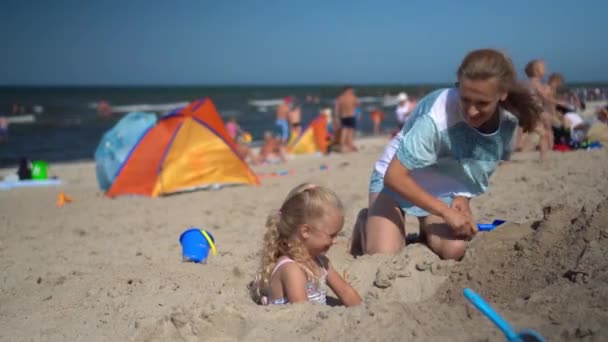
257, 131, 288, 164
321, 108, 334, 136
557, 104, 590, 145
335, 86, 359, 152
595, 105, 608, 121
12, 104, 25, 115
97, 100, 112, 118
17, 157, 32, 180
0, 116, 8, 142
515, 59, 554, 161
331, 101, 342, 144
586, 105, 608, 146
288, 105, 302, 138
548, 73, 586, 114
369, 107, 385, 135
226, 116, 242, 141
236, 143, 260, 165
250, 183, 361, 307
395, 92, 415, 130
275, 97, 292, 144
233, 127, 259, 165
350, 49, 542, 260
321, 108, 340, 152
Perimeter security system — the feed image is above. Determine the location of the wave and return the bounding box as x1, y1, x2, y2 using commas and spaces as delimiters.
247, 98, 285, 112
88, 101, 191, 114
5, 114, 36, 124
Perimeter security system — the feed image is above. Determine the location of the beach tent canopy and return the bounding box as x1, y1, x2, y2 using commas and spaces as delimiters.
97, 99, 260, 198
287, 115, 328, 155
95, 111, 158, 191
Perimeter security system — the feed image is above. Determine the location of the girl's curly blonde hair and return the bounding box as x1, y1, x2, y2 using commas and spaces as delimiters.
249, 183, 343, 304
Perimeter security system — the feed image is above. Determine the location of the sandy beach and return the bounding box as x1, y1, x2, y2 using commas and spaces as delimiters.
1, 136, 607, 341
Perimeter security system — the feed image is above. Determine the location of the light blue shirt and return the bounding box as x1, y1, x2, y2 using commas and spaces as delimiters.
384, 88, 518, 216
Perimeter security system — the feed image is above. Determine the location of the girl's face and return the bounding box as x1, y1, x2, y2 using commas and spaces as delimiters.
301, 210, 344, 257
458, 77, 507, 130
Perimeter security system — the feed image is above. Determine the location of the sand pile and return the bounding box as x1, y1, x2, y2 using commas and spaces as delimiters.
437, 198, 608, 340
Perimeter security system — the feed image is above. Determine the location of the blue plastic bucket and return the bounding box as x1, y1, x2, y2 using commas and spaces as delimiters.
179, 228, 216, 263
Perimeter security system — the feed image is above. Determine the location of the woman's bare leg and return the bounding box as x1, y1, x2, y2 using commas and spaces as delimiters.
419, 215, 468, 260
364, 193, 406, 254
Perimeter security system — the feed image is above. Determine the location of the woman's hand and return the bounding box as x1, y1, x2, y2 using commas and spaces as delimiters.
441, 206, 477, 239
451, 196, 473, 219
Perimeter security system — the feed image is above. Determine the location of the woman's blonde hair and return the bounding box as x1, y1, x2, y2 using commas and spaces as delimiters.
249, 183, 343, 303
457, 49, 542, 132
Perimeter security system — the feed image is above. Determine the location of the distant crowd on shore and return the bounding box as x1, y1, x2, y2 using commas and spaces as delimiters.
226, 68, 608, 166
226, 88, 422, 164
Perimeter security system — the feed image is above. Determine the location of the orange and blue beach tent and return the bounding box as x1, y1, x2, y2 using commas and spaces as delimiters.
103, 99, 259, 197
287, 115, 328, 155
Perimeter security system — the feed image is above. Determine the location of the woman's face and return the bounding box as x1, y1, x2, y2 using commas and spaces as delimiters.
458, 77, 507, 130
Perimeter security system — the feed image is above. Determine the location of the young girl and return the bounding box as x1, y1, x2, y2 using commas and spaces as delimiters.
351, 49, 541, 260
251, 183, 361, 306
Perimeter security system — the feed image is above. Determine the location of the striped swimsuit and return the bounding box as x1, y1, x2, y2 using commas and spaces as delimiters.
263, 257, 327, 305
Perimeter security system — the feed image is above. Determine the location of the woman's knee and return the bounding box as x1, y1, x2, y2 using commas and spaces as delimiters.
421, 216, 468, 260
437, 239, 467, 260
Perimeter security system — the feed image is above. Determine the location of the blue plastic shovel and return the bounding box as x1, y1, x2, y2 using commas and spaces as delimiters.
463, 288, 545, 342
477, 219, 506, 232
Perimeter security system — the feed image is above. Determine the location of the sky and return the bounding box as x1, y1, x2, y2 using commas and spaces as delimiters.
1, 0, 607, 85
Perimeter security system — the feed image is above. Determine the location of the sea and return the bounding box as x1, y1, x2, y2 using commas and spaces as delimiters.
1, 84, 606, 168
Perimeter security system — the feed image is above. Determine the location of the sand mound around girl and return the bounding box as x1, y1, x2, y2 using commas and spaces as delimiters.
134, 197, 608, 341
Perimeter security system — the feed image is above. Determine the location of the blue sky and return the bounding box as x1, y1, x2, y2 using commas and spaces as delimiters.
1, 0, 606, 85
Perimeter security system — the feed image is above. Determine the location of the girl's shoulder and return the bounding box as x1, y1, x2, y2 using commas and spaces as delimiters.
273, 256, 322, 277
271, 257, 297, 275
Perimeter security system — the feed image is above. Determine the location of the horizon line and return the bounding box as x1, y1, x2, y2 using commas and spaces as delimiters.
0, 82, 450, 88
2, 80, 608, 88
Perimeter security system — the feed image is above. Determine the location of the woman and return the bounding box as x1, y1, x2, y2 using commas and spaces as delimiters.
351, 49, 541, 260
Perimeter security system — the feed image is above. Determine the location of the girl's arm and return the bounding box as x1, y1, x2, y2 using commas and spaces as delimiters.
324, 260, 361, 307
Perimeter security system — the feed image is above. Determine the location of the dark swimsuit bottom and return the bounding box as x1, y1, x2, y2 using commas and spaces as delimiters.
340, 117, 356, 128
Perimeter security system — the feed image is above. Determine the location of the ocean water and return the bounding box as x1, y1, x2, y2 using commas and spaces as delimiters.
1, 83, 606, 168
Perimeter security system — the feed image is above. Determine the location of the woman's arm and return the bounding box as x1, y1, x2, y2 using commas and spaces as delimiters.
385, 158, 449, 216
324, 261, 361, 307
451, 195, 473, 219
384, 158, 476, 237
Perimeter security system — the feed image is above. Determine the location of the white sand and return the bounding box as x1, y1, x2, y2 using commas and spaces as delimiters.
1, 136, 607, 341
